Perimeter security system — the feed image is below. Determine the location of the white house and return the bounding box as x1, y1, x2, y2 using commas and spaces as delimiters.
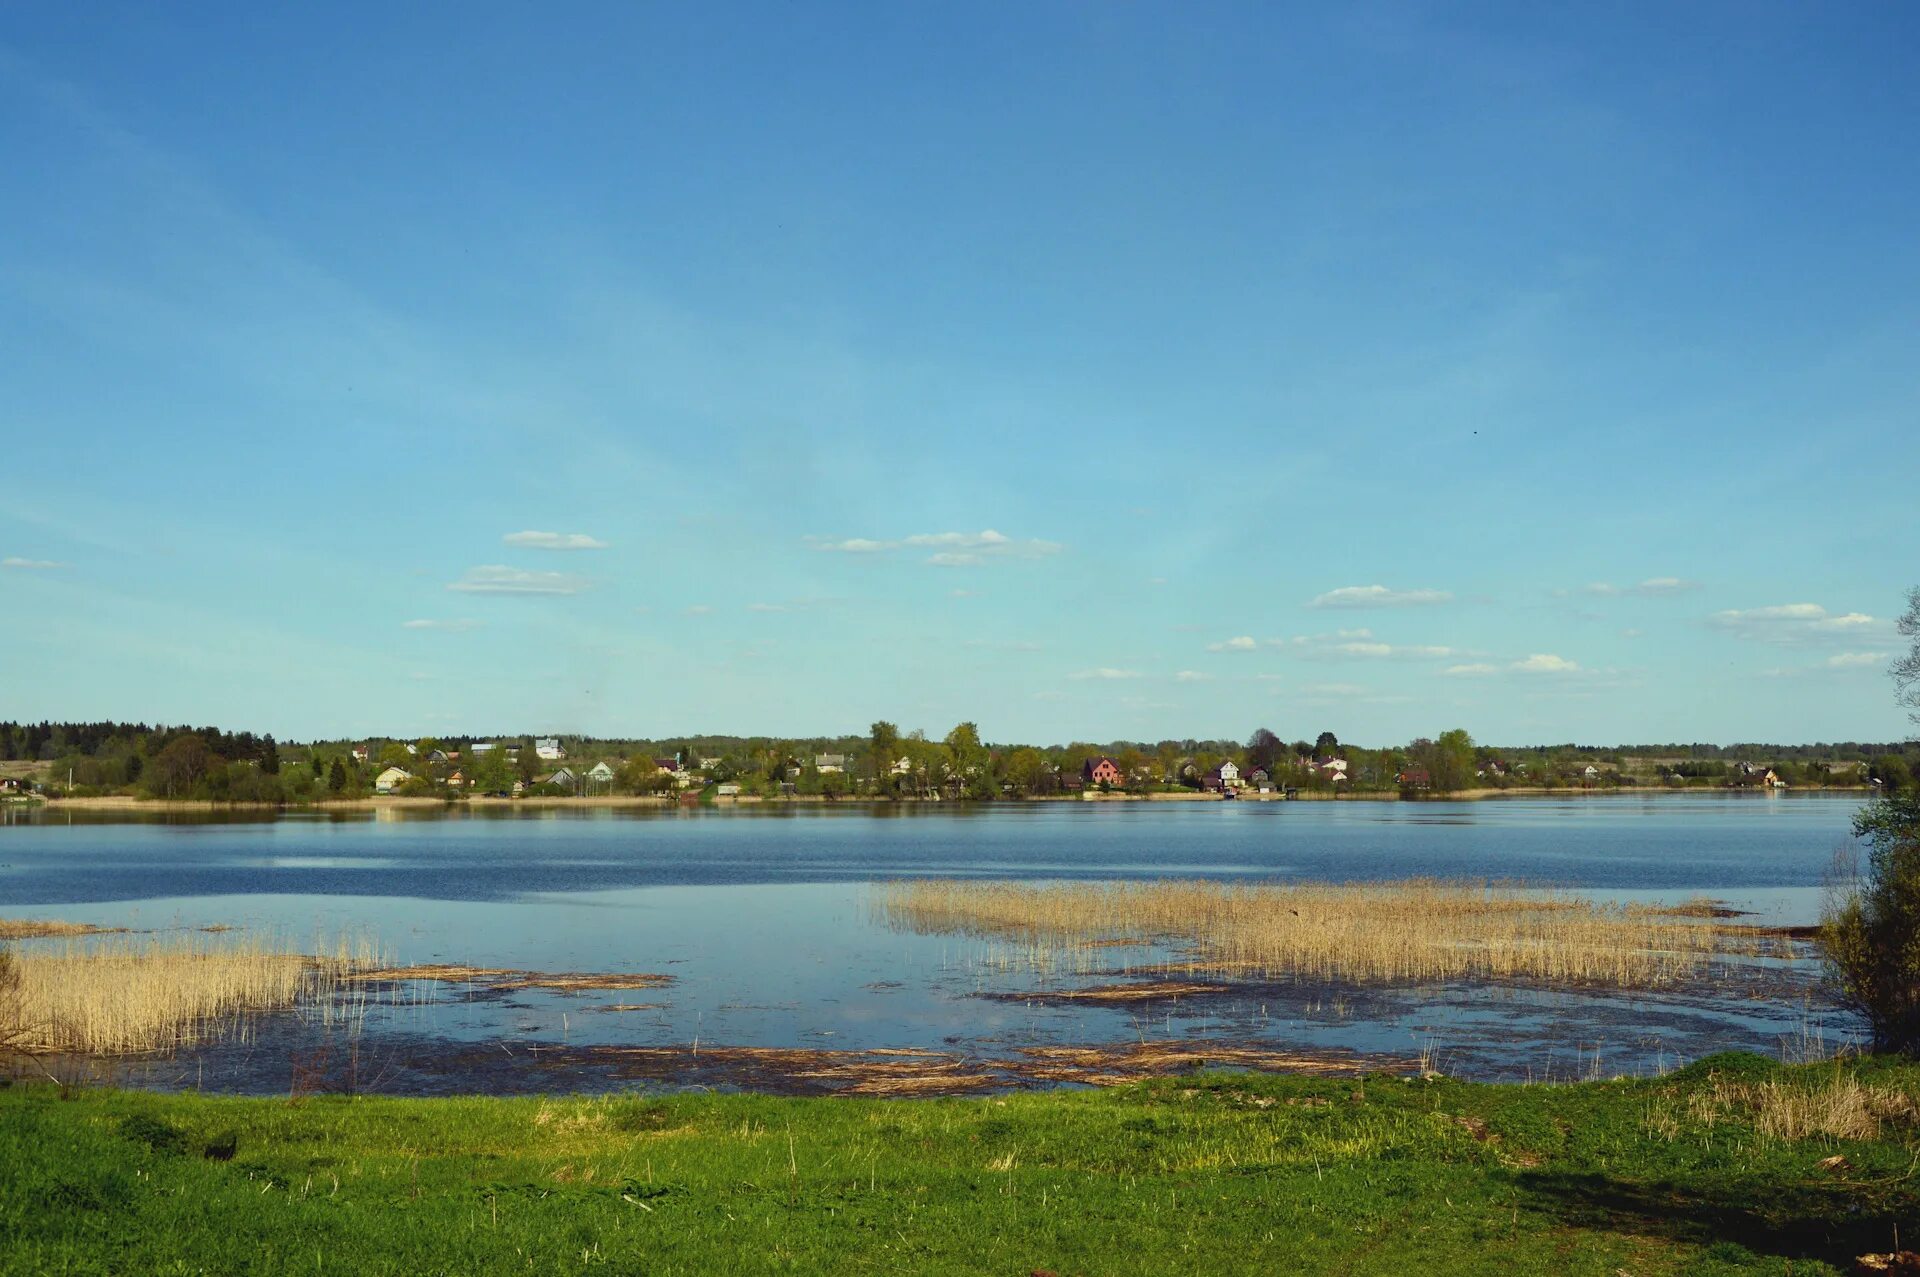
1217, 760, 1240, 787
470, 742, 497, 755
374, 766, 412, 794
535, 738, 565, 761
815, 753, 846, 774
586, 761, 617, 785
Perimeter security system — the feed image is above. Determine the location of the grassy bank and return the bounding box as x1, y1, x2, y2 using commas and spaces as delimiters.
3, 1056, 1916, 1275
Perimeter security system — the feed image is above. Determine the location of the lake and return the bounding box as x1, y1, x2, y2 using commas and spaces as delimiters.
0, 793, 1868, 1094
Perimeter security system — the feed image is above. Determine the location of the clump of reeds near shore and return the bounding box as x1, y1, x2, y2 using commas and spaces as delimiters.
878, 878, 1776, 989
1, 932, 381, 1055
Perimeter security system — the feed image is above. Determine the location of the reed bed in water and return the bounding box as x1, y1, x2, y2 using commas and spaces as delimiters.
878, 878, 1768, 989
2, 931, 382, 1055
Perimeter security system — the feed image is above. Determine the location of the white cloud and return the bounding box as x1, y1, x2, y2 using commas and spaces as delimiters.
1069, 667, 1142, 681
1443, 663, 1499, 677
402, 618, 481, 631
1826, 651, 1883, 669
1511, 653, 1580, 674
808, 530, 1062, 565
949, 588, 977, 599
1208, 635, 1258, 652
1295, 682, 1370, 697
2, 557, 67, 570
1173, 670, 1212, 683
503, 530, 608, 551
1581, 577, 1699, 598
1310, 585, 1453, 609
685, 604, 713, 615
446, 565, 589, 595
1709, 603, 1887, 645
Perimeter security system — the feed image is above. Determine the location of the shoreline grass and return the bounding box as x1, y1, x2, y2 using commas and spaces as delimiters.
1, 1054, 1915, 1275
880, 878, 1786, 989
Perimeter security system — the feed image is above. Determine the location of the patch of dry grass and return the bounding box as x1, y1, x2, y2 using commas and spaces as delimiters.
880, 878, 1769, 989
3, 932, 379, 1055
0, 920, 125, 941
1680, 1069, 1920, 1142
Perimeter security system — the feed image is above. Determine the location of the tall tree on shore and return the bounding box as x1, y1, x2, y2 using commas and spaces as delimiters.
1821, 584, 1920, 1055
870, 721, 899, 779
1895, 587, 1920, 725
1245, 728, 1282, 772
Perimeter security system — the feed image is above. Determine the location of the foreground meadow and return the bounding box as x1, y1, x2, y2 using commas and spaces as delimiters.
3, 1055, 1917, 1276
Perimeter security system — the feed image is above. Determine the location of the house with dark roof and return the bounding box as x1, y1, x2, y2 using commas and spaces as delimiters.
1083, 756, 1123, 787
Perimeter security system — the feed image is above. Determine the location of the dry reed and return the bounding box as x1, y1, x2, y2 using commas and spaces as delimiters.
4, 932, 380, 1055
879, 878, 1769, 989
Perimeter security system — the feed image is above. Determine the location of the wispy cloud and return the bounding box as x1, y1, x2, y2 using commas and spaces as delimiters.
1207, 635, 1258, 652
2, 556, 67, 570
402, 618, 482, 631
1445, 654, 1584, 676
814, 537, 891, 554
809, 529, 1062, 565
1827, 651, 1885, 669
746, 596, 840, 614
1310, 585, 1453, 609
503, 530, 608, 551
1709, 603, 1887, 645
1173, 670, 1213, 683
1069, 667, 1142, 681
446, 565, 589, 595
1579, 577, 1699, 598
685, 604, 713, 615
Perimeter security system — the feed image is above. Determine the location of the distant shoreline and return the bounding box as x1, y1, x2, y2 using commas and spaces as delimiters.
19, 785, 1874, 815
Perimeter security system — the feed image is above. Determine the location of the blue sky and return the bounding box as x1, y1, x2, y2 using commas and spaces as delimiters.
2, 3, 1916, 746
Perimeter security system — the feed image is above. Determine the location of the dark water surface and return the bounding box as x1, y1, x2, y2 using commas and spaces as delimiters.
0, 795, 1867, 1092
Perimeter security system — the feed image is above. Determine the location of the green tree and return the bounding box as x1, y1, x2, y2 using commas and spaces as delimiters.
1245, 729, 1282, 772
1821, 587, 1920, 1054
870, 721, 899, 779
260, 736, 280, 775
1822, 791, 1920, 1053
328, 759, 347, 793
1433, 729, 1476, 793
149, 735, 213, 798
1315, 731, 1341, 758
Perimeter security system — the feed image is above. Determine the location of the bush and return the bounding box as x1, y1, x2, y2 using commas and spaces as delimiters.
1821, 792, 1920, 1054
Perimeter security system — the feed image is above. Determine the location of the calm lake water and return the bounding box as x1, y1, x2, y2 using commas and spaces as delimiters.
0, 794, 1868, 1093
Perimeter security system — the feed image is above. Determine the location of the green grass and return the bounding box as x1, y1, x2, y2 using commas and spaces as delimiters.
2, 1054, 1916, 1275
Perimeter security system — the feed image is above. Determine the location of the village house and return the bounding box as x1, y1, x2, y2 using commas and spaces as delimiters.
373, 766, 412, 794
445, 770, 465, 789
535, 738, 565, 761
351, 745, 370, 763
470, 742, 497, 755
1082, 756, 1123, 787
586, 761, 617, 786
715, 782, 741, 797
814, 753, 846, 774
536, 767, 577, 792
1216, 760, 1240, 788
1396, 766, 1431, 790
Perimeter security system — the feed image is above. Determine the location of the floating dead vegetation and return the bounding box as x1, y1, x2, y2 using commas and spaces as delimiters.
0, 919, 126, 941
1011, 1041, 1412, 1086
345, 965, 674, 993
983, 979, 1221, 1004
589, 1003, 668, 1013
490, 1038, 1413, 1097
880, 878, 1790, 990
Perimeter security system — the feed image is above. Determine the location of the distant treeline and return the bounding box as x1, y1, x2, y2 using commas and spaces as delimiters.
3, 719, 1915, 803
